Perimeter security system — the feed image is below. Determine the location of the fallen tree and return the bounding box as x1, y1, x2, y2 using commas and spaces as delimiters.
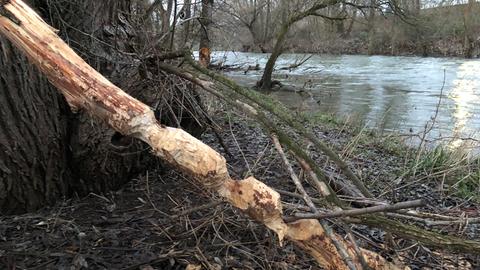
0, 0, 404, 269
155, 56, 480, 256
184, 54, 373, 198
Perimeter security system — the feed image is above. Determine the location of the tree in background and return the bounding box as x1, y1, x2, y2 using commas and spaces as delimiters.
217, 0, 273, 52
367, 0, 377, 54
257, 0, 391, 90
199, 0, 214, 67
463, 0, 477, 57
217, 0, 403, 89
215, 0, 480, 59
258, 0, 340, 89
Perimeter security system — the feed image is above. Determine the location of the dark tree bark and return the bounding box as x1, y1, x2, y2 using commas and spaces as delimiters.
199, 0, 213, 67
182, 0, 192, 46
0, 37, 73, 213
0, 0, 205, 214
258, 24, 288, 89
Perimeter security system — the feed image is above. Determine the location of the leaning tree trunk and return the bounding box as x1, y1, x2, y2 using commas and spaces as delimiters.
0, 0, 205, 214
0, 2, 403, 269
259, 23, 288, 89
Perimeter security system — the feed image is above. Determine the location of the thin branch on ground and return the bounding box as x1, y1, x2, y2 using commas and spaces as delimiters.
271, 135, 359, 270
286, 199, 425, 222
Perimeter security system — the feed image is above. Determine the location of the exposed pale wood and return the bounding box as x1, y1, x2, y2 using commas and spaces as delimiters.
0, 1, 403, 269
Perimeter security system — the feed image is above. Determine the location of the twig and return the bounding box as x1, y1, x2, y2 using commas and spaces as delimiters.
210, 122, 234, 158
279, 54, 313, 71
271, 135, 358, 270
150, 16, 201, 50
286, 199, 425, 222
402, 210, 466, 221
170, 200, 224, 219
144, 50, 187, 62
145, 172, 170, 218
276, 189, 324, 204
194, 92, 234, 158
294, 149, 371, 269
413, 69, 446, 176
425, 217, 480, 226
389, 212, 480, 226
272, 135, 318, 212
296, 156, 332, 198
344, 225, 372, 270
120, 251, 185, 270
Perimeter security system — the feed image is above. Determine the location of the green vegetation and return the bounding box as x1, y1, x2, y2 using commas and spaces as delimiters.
303, 109, 480, 201
303, 111, 340, 126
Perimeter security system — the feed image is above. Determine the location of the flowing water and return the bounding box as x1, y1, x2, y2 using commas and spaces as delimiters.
211, 51, 480, 151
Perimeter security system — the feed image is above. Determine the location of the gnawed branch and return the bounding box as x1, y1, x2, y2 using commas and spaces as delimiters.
0, 1, 401, 269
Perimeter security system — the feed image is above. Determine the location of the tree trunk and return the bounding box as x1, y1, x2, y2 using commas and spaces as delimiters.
0, 36, 72, 213
0, 0, 205, 213
344, 9, 357, 38
259, 24, 288, 89
199, 0, 213, 67
367, 0, 376, 55
334, 4, 345, 35
262, 0, 271, 50
160, 0, 174, 35
390, 13, 397, 55
258, 1, 347, 90
182, 0, 192, 47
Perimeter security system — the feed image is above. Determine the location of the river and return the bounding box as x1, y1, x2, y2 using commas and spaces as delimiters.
211, 51, 480, 151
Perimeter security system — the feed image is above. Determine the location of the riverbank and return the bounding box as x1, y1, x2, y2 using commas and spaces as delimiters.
233, 34, 479, 58
283, 36, 479, 59
303, 110, 480, 202
223, 2, 480, 60
221, 3, 480, 59
2, 107, 479, 269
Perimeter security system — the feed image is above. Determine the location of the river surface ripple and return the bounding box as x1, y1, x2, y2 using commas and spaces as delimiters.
211, 51, 480, 152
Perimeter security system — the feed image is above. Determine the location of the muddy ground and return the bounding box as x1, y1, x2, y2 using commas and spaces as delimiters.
1, 113, 479, 269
